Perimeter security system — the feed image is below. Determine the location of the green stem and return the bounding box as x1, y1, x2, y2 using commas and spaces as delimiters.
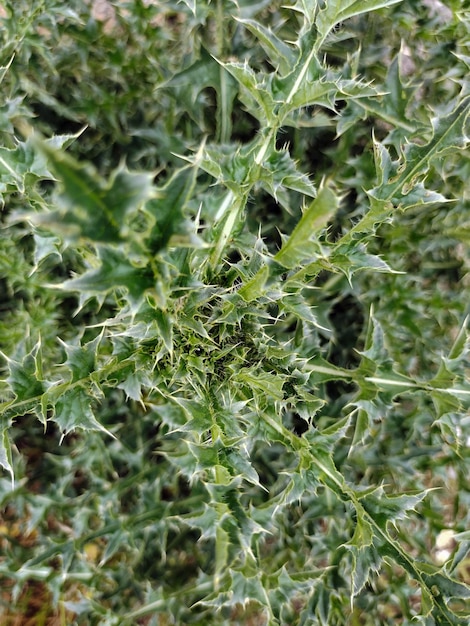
215, 0, 232, 143
209, 127, 277, 270
215, 0, 224, 57
285, 46, 317, 106
254, 127, 276, 165
209, 191, 245, 269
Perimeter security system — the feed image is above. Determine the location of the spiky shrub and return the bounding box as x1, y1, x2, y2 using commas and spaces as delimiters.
1, 0, 469, 624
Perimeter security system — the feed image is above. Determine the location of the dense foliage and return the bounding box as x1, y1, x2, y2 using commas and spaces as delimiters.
1, 0, 469, 624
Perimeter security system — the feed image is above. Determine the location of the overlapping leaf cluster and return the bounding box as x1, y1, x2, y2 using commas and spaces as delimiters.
1, 0, 469, 623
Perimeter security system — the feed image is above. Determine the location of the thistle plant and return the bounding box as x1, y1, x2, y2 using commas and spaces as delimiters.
1, 0, 469, 624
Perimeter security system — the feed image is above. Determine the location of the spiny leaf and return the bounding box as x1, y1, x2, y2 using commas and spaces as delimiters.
58, 334, 102, 383
220, 447, 262, 487
447, 316, 469, 361
330, 242, 400, 281
258, 147, 317, 209
221, 61, 278, 123
275, 186, 338, 268
0, 55, 15, 87
279, 293, 330, 331
32, 229, 62, 269
229, 569, 271, 609
372, 95, 470, 205
284, 76, 382, 115
360, 487, 428, 528
349, 406, 371, 448
117, 370, 145, 404
32, 139, 153, 244
2, 2, 469, 621
178, 0, 196, 15
165, 47, 238, 142
237, 368, 285, 402
360, 314, 393, 367
413, 561, 470, 601
2, 341, 46, 403
345, 513, 381, 596
285, 0, 318, 24
0, 132, 80, 197
305, 355, 354, 383
360, 504, 468, 624
194, 570, 270, 612
314, 0, 404, 51
145, 160, 202, 254
237, 264, 270, 302
236, 18, 296, 75
343, 52, 424, 137
268, 566, 325, 614
58, 247, 156, 307
177, 504, 220, 540
338, 95, 470, 247
53, 387, 113, 437
0, 430, 13, 486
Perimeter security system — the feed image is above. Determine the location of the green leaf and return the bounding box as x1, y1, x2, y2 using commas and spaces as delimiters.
117, 370, 145, 404
0, 55, 15, 88
360, 487, 428, 528
315, 0, 403, 51
237, 264, 270, 302
144, 162, 201, 254
349, 541, 381, 597
53, 387, 113, 437
331, 242, 400, 281
237, 0, 273, 19
214, 407, 249, 442
279, 293, 330, 331
258, 147, 317, 209
273, 462, 323, 506
363, 372, 418, 395
221, 447, 262, 488
2, 342, 46, 403
447, 317, 469, 361
59, 247, 155, 307
275, 186, 338, 268
413, 561, 470, 600
59, 334, 102, 384
177, 503, 220, 540
229, 569, 270, 609
359, 315, 393, 367
425, 319, 470, 417
338, 95, 470, 247
2, 3, 469, 620
0, 133, 80, 197
32, 139, 152, 244
237, 18, 296, 75
166, 46, 238, 142
373, 95, 469, 205
32, 229, 62, 269
153, 308, 173, 355
268, 566, 324, 615
306, 355, 354, 383
285, 0, 318, 24
221, 61, 277, 123
237, 368, 285, 402
194, 569, 270, 612
284, 76, 382, 115
178, 0, 196, 14
349, 407, 371, 448
0, 429, 14, 486
344, 53, 424, 137
431, 389, 463, 418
